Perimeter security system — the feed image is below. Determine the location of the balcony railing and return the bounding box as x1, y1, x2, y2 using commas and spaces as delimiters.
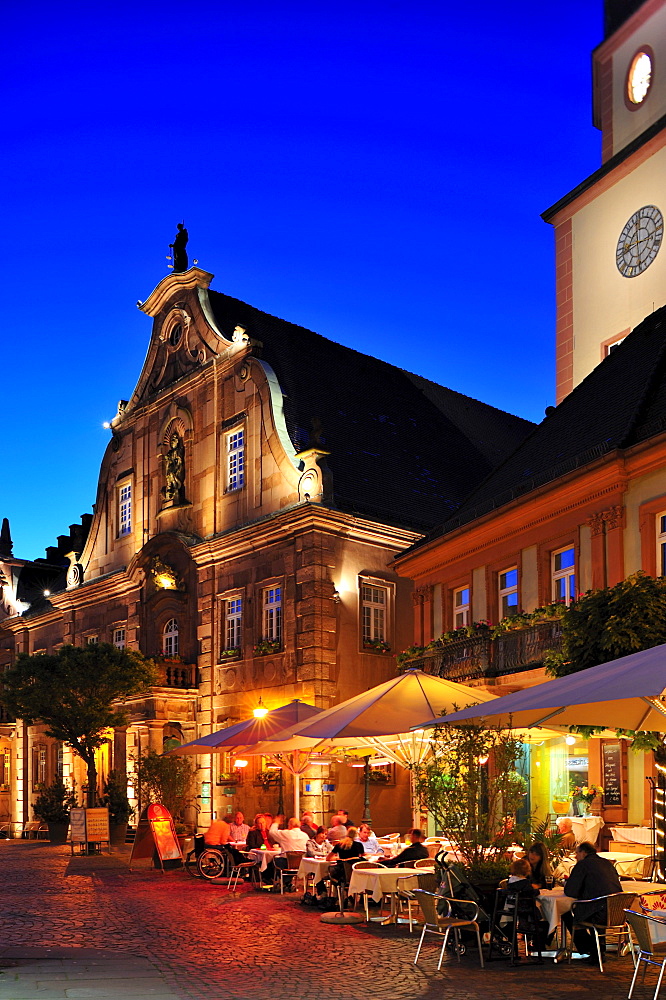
155, 663, 199, 689
398, 620, 563, 683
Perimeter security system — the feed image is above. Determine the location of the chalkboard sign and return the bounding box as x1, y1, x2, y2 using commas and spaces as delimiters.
602, 742, 622, 806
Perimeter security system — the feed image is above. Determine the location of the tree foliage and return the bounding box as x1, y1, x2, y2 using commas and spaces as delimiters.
1, 643, 155, 806
138, 749, 194, 823
545, 572, 666, 677
414, 722, 527, 866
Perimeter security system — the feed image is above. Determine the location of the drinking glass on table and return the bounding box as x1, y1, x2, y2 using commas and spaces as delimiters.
545, 875, 554, 889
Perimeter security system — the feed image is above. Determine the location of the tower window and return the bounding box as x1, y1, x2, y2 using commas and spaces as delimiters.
226, 429, 245, 492
163, 618, 179, 657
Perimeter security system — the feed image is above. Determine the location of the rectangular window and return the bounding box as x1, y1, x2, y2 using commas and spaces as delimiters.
362, 584, 386, 643
1, 747, 10, 787
453, 586, 470, 628
225, 597, 243, 651
262, 587, 282, 643
552, 546, 576, 605
32, 744, 46, 790
657, 514, 666, 577
113, 628, 126, 649
499, 568, 519, 618
118, 482, 132, 536
227, 430, 245, 491
86, 635, 99, 645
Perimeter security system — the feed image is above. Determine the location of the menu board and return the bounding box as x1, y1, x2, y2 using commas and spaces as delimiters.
85, 808, 110, 842
70, 808, 87, 844
602, 742, 623, 806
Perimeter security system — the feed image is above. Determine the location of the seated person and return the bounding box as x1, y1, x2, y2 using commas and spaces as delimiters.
204, 816, 231, 846
300, 812, 318, 840
327, 814, 348, 843
337, 809, 353, 828
506, 857, 540, 897
228, 810, 250, 843
381, 829, 429, 868
557, 817, 577, 851
561, 841, 622, 957
306, 826, 332, 857
326, 826, 365, 888
272, 818, 310, 891
500, 858, 546, 955
356, 822, 380, 855
246, 815, 272, 850
526, 841, 553, 889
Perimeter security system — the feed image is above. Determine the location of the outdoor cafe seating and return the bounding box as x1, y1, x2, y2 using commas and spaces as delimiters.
625, 909, 666, 1000
412, 889, 485, 969
565, 891, 637, 973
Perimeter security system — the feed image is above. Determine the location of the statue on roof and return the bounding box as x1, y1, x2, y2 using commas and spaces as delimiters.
0, 518, 12, 559
169, 222, 189, 273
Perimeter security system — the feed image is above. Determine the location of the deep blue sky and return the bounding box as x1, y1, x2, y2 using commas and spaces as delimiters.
2, 1, 602, 560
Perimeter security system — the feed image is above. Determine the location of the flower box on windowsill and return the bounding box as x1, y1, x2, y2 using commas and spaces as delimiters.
363, 640, 392, 654
253, 640, 282, 656
219, 647, 241, 662
0, 784, 9, 793
216, 772, 242, 786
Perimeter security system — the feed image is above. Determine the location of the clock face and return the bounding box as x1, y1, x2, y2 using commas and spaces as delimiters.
616, 205, 663, 278
627, 49, 652, 106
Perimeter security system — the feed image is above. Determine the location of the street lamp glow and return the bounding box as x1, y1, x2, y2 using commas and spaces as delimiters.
253, 697, 268, 718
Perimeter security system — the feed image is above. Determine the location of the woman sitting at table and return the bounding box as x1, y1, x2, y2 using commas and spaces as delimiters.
246, 814, 272, 850
306, 826, 332, 857
326, 825, 364, 887
526, 841, 553, 889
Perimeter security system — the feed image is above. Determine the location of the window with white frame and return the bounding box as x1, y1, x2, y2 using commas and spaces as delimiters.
362, 583, 387, 644
453, 586, 470, 628
32, 743, 46, 790
262, 587, 282, 643
163, 618, 179, 656
225, 597, 243, 652
657, 513, 666, 577
499, 567, 519, 618
113, 627, 126, 649
226, 429, 245, 491
1, 747, 10, 788
86, 635, 99, 645
118, 481, 132, 536
552, 546, 576, 604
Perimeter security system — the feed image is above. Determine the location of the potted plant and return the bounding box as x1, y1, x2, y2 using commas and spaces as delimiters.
362, 638, 391, 653
253, 639, 281, 656
102, 770, 135, 846
33, 778, 77, 844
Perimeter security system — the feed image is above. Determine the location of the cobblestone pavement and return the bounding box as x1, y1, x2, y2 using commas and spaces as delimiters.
0, 842, 658, 1000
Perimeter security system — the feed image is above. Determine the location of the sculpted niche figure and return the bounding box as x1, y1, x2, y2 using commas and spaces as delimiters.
169, 223, 189, 272
163, 431, 186, 504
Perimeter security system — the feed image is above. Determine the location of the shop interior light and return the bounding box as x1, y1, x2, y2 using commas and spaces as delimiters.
233, 759, 248, 768
565, 735, 576, 745
253, 697, 268, 718
477, 755, 489, 765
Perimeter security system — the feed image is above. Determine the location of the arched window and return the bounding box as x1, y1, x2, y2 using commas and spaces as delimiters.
163, 618, 179, 657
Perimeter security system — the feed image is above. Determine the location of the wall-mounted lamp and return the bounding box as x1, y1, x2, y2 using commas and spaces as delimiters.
253, 697, 268, 719
332, 590, 341, 604
234, 759, 248, 768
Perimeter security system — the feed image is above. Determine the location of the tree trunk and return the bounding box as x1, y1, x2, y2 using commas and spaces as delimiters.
85, 755, 98, 807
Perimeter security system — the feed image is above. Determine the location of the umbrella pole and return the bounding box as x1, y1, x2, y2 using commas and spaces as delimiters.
362, 756, 372, 825
293, 755, 300, 820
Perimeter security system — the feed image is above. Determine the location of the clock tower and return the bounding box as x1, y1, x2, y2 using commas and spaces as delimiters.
545, 0, 666, 403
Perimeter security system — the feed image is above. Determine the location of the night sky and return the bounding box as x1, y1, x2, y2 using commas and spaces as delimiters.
2, 1, 602, 560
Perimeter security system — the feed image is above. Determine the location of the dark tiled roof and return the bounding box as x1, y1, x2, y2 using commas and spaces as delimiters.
428, 305, 666, 539
208, 290, 534, 532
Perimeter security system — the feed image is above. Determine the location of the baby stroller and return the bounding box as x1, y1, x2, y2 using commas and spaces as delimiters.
434, 853, 498, 957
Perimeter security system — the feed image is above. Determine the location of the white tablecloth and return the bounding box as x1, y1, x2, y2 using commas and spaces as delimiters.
538, 881, 649, 936
348, 867, 423, 904
598, 852, 646, 877
297, 856, 331, 882
570, 816, 604, 845
247, 847, 281, 872
611, 827, 654, 846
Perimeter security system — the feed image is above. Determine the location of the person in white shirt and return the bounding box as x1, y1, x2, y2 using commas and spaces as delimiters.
356, 822, 380, 855
272, 818, 309, 891
306, 826, 332, 857
228, 811, 250, 843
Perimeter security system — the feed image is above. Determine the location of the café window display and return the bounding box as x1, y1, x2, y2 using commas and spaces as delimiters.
524, 734, 592, 822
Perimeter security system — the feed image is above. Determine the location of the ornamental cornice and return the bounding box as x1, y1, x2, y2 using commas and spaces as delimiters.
137, 267, 214, 317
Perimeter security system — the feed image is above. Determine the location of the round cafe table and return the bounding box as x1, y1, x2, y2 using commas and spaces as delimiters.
347, 866, 423, 924
246, 847, 281, 872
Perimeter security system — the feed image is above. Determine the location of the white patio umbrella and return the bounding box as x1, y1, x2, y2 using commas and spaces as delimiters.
426, 642, 666, 732
245, 670, 498, 828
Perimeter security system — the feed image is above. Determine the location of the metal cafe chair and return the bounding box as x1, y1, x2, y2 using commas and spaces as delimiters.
351, 860, 385, 919
625, 910, 666, 1000
278, 850, 305, 895
396, 870, 441, 932
567, 891, 637, 973
412, 889, 484, 969
414, 857, 437, 868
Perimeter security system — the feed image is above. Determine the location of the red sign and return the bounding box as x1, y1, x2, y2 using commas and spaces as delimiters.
148, 803, 182, 862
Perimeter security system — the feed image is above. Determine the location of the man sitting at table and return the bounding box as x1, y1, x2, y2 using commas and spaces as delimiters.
204, 816, 231, 846
557, 817, 576, 851
356, 823, 381, 855
228, 811, 250, 843
327, 814, 348, 843
561, 841, 622, 958
381, 829, 429, 867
